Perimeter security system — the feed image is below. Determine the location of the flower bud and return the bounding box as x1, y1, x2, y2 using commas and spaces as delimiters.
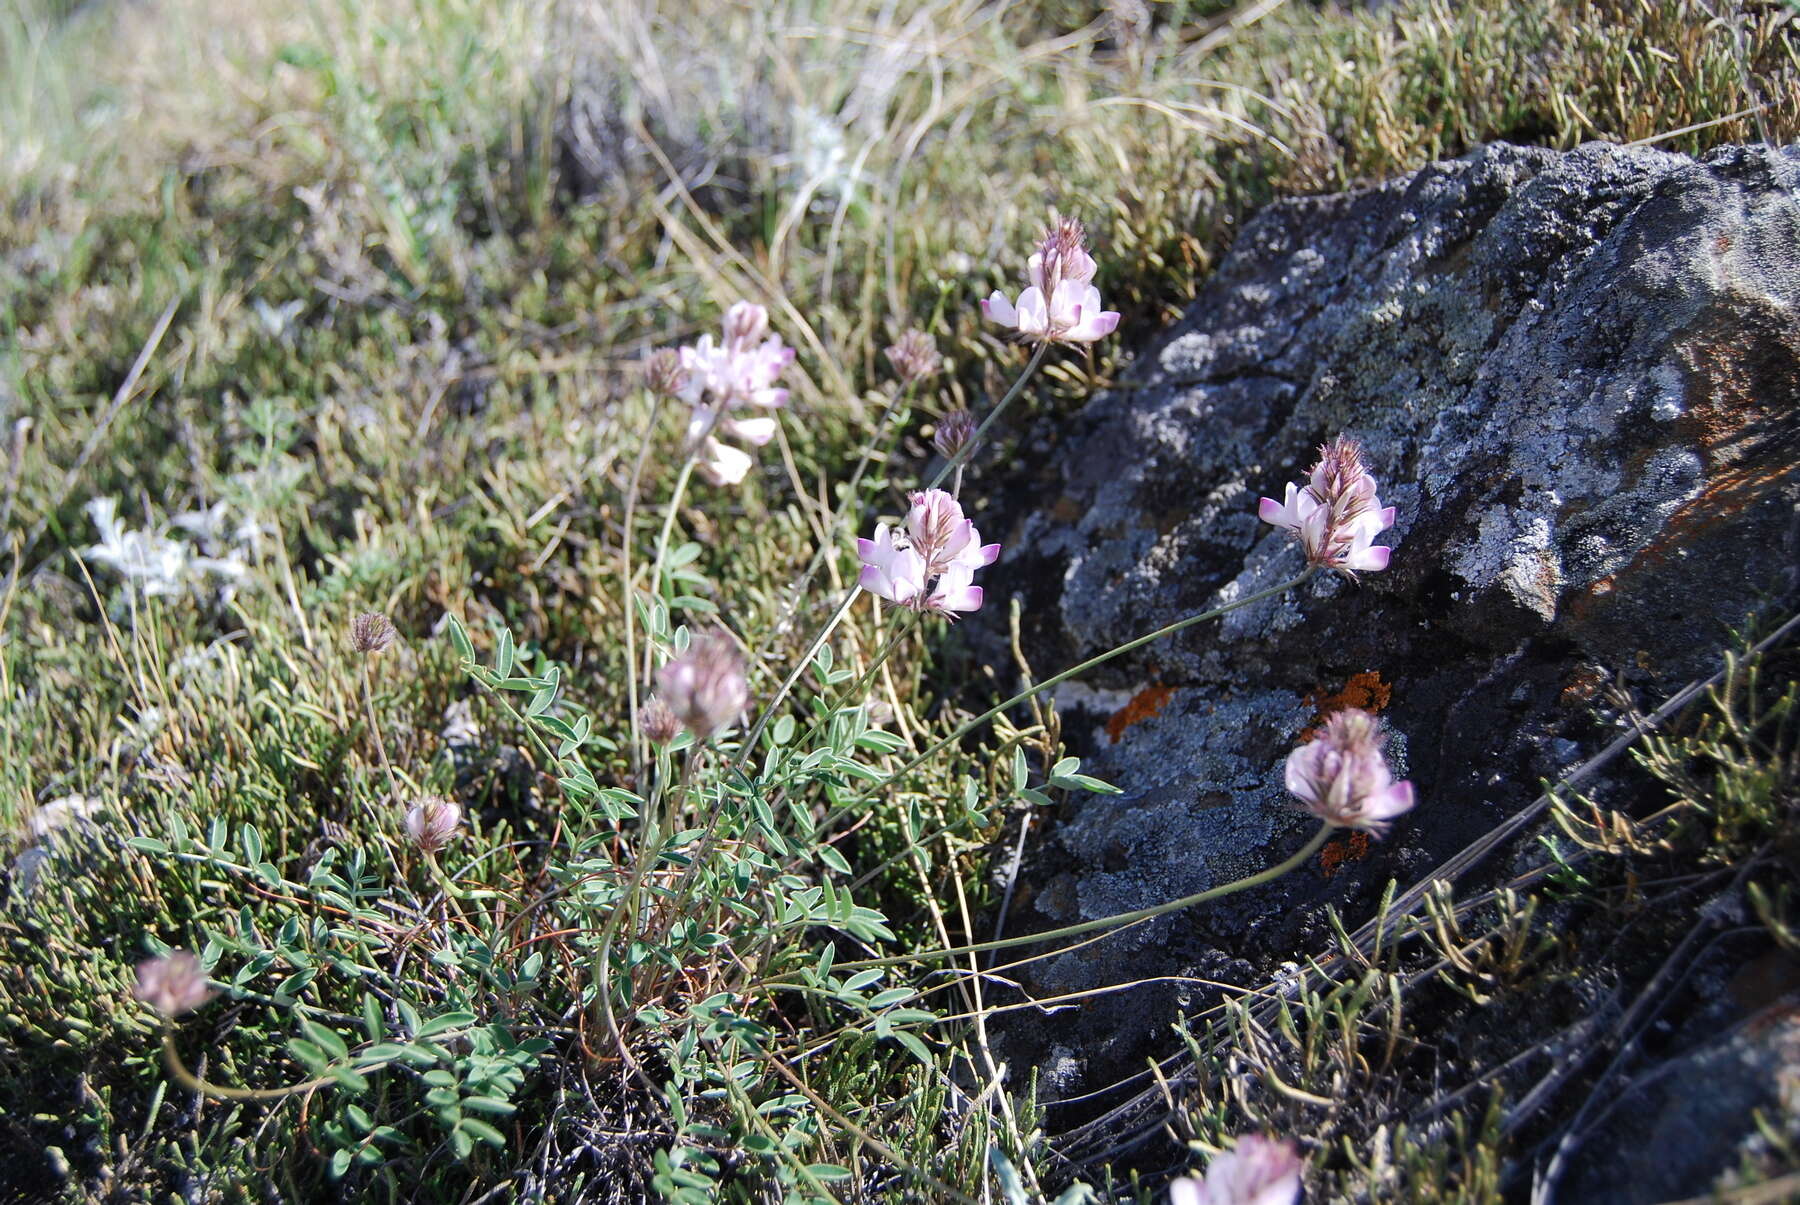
656, 631, 749, 739
134, 950, 216, 1019
933, 409, 977, 462
405, 795, 464, 854
884, 329, 940, 386
640, 694, 682, 745
721, 301, 770, 349
644, 348, 688, 399
350, 611, 398, 656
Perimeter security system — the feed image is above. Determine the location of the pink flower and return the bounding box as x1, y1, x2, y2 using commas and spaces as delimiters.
1258, 436, 1396, 577
674, 302, 796, 486
982, 217, 1119, 345
405, 795, 464, 853
1170, 1135, 1303, 1205
857, 490, 998, 619
134, 950, 216, 1019
1285, 709, 1416, 836
657, 630, 749, 739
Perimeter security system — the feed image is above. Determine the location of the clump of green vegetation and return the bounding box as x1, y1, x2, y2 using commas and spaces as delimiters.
2, 0, 1795, 1200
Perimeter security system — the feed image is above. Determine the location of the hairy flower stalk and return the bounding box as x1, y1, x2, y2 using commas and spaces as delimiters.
1170, 1136, 1304, 1205
657, 632, 749, 739
1285, 708, 1416, 835
134, 951, 215, 1019
856, 489, 998, 618
982, 216, 1120, 345
677, 301, 796, 486
1259, 435, 1396, 576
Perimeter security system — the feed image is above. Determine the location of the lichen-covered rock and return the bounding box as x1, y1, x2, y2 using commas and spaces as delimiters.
987, 141, 1800, 1099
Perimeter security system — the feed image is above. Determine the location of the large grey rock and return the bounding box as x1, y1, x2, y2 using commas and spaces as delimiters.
986, 142, 1800, 1100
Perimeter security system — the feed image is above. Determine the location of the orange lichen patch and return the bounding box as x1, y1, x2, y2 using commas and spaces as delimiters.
1106, 683, 1175, 743
1318, 830, 1373, 879
1299, 670, 1392, 740
1559, 666, 1607, 708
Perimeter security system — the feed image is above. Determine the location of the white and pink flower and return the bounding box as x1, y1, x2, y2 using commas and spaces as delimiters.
857, 489, 998, 619
675, 301, 797, 485
1258, 435, 1396, 577
1285, 708, 1416, 836
982, 217, 1120, 345
1169, 1135, 1303, 1205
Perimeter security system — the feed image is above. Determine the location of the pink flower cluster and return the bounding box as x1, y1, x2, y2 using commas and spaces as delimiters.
1259, 436, 1396, 577
856, 489, 998, 618
134, 950, 216, 1019
678, 301, 796, 486
1285, 708, 1415, 836
982, 217, 1119, 345
1170, 1135, 1302, 1205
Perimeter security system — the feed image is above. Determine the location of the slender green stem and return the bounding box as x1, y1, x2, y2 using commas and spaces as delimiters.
826, 567, 1317, 843
738, 342, 1053, 762
621, 392, 665, 778
923, 341, 1050, 491
738, 586, 863, 765
162, 1029, 386, 1103
813, 824, 1333, 977
791, 606, 920, 754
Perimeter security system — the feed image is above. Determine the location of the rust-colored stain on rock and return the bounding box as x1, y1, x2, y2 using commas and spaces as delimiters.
1319, 830, 1373, 879
1106, 683, 1175, 743
1300, 670, 1392, 739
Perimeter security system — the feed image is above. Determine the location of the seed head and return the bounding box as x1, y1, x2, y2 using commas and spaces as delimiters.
350, 611, 398, 656
405, 795, 464, 854
134, 950, 216, 1019
656, 631, 749, 739
644, 348, 688, 399
933, 409, 977, 462
884, 329, 941, 386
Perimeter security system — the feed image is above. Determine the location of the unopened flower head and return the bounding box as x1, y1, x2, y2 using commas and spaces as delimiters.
1285, 709, 1415, 836
721, 300, 770, 349
640, 694, 682, 745
884, 328, 941, 386
656, 631, 749, 739
1170, 1135, 1303, 1205
857, 489, 998, 619
350, 611, 398, 656
405, 795, 464, 854
134, 950, 216, 1019
933, 409, 977, 462
1258, 435, 1397, 577
675, 301, 796, 486
982, 215, 1119, 345
644, 348, 688, 399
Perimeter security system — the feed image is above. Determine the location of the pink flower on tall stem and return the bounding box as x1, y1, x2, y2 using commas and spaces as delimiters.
1285, 708, 1416, 836
1258, 435, 1396, 577
676, 301, 796, 486
1169, 1135, 1303, 1205
856, 489, 998, 618
982, 217, 1120, 345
